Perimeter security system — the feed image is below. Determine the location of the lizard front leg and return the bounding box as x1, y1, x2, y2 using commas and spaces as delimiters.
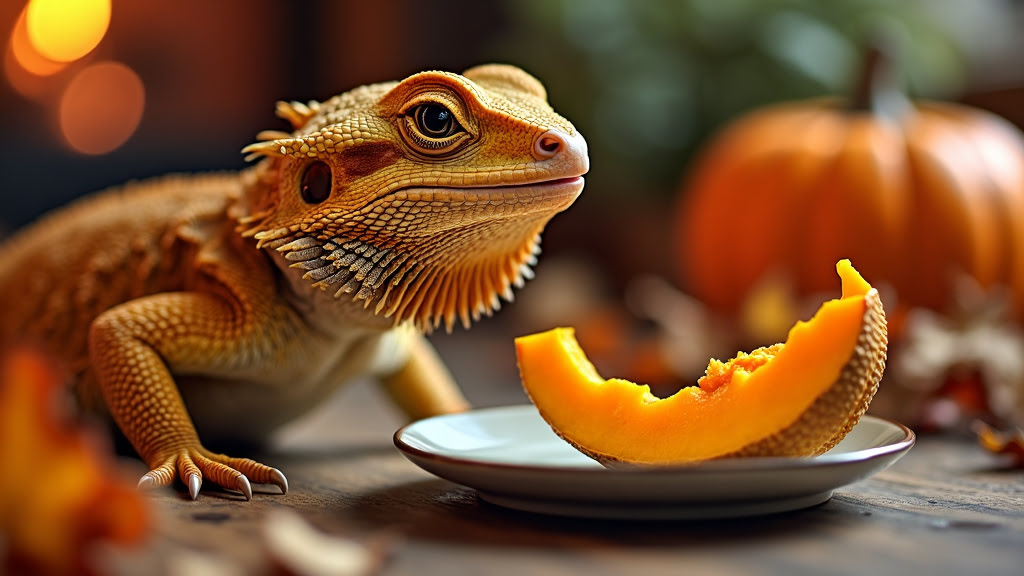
89, 291, 288, 500
380, 331, 470, 421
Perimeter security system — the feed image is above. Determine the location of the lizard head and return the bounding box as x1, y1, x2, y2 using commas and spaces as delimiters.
237, 64, 588, 332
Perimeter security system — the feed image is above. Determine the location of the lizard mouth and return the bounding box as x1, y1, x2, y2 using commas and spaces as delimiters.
390, 174, 585, 194
471, 175, 585, 189
379, 176, 585, 226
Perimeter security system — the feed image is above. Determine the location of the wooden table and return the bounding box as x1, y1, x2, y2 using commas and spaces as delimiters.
126, 333, 1022, 576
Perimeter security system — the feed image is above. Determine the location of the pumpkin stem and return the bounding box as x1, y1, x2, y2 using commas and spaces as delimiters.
849, 41, 911, 122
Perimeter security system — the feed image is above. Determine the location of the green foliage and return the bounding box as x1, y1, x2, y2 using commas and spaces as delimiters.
492, 0, 966, 196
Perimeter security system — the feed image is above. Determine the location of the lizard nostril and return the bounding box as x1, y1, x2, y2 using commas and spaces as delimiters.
534, 131, 565, 159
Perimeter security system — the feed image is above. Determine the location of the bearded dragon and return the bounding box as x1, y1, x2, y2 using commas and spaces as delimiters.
0, 64, 588, 500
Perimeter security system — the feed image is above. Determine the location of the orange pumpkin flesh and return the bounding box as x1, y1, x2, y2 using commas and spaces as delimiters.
515, 260, 887, 465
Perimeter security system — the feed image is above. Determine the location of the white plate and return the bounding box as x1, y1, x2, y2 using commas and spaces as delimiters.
394, 405, 915, 520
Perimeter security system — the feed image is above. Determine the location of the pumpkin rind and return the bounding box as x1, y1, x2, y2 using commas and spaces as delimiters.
726, 287, 886, 459
516, 260, 888, 465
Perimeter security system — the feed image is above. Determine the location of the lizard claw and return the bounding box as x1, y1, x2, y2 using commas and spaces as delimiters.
188, 473, 202, 500
235, 474, 253, 501
269, 467, 289, 495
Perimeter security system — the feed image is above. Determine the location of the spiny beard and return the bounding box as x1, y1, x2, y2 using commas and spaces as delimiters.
258, 223, 545, 333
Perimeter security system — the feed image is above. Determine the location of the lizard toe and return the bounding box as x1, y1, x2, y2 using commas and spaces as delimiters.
137, 455, 178, 491
206, 453, 289, 495
138, 446, 284, 500
175, 452, 203, 497
191, 450, 252, 500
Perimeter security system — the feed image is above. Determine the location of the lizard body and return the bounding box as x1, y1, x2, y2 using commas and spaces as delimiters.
0, 65, 588, 499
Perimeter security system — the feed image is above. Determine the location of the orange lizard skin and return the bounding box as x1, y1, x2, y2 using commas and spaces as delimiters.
0, 64, 588, 499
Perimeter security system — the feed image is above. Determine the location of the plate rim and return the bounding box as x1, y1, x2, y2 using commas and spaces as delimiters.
393, 404, 916, 475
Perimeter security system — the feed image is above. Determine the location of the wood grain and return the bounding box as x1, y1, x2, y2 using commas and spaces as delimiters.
113, 332, 1023, 576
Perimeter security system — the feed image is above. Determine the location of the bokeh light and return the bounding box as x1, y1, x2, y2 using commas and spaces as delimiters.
4, 30, 55, 99
9, 6, 65, 77
25, 0, 110, 63
59, 61, 144, 155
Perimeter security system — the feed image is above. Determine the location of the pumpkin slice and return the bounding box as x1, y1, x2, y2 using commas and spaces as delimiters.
515, 259, 887, 465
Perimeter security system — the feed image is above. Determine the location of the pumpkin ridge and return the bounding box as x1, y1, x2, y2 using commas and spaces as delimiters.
673, 46, 1024, 324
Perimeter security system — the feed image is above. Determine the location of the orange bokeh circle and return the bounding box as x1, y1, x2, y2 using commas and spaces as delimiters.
59, 61, 144, 155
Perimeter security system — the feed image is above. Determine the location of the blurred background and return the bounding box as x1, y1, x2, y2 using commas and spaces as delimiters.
2, 0, 1023, 431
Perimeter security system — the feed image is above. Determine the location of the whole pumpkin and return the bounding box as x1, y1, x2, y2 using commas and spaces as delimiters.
674, 47, 1024, 322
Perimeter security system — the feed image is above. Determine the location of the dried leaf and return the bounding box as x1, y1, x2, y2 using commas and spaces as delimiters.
893, 276, 1024, 430
0, 348, 151, 575
973, 421, 1024, 467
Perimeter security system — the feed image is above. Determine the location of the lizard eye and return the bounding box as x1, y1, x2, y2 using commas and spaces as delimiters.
299, 160, 332, 204
399, 101, 471, 156
414, 104, 457, 138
